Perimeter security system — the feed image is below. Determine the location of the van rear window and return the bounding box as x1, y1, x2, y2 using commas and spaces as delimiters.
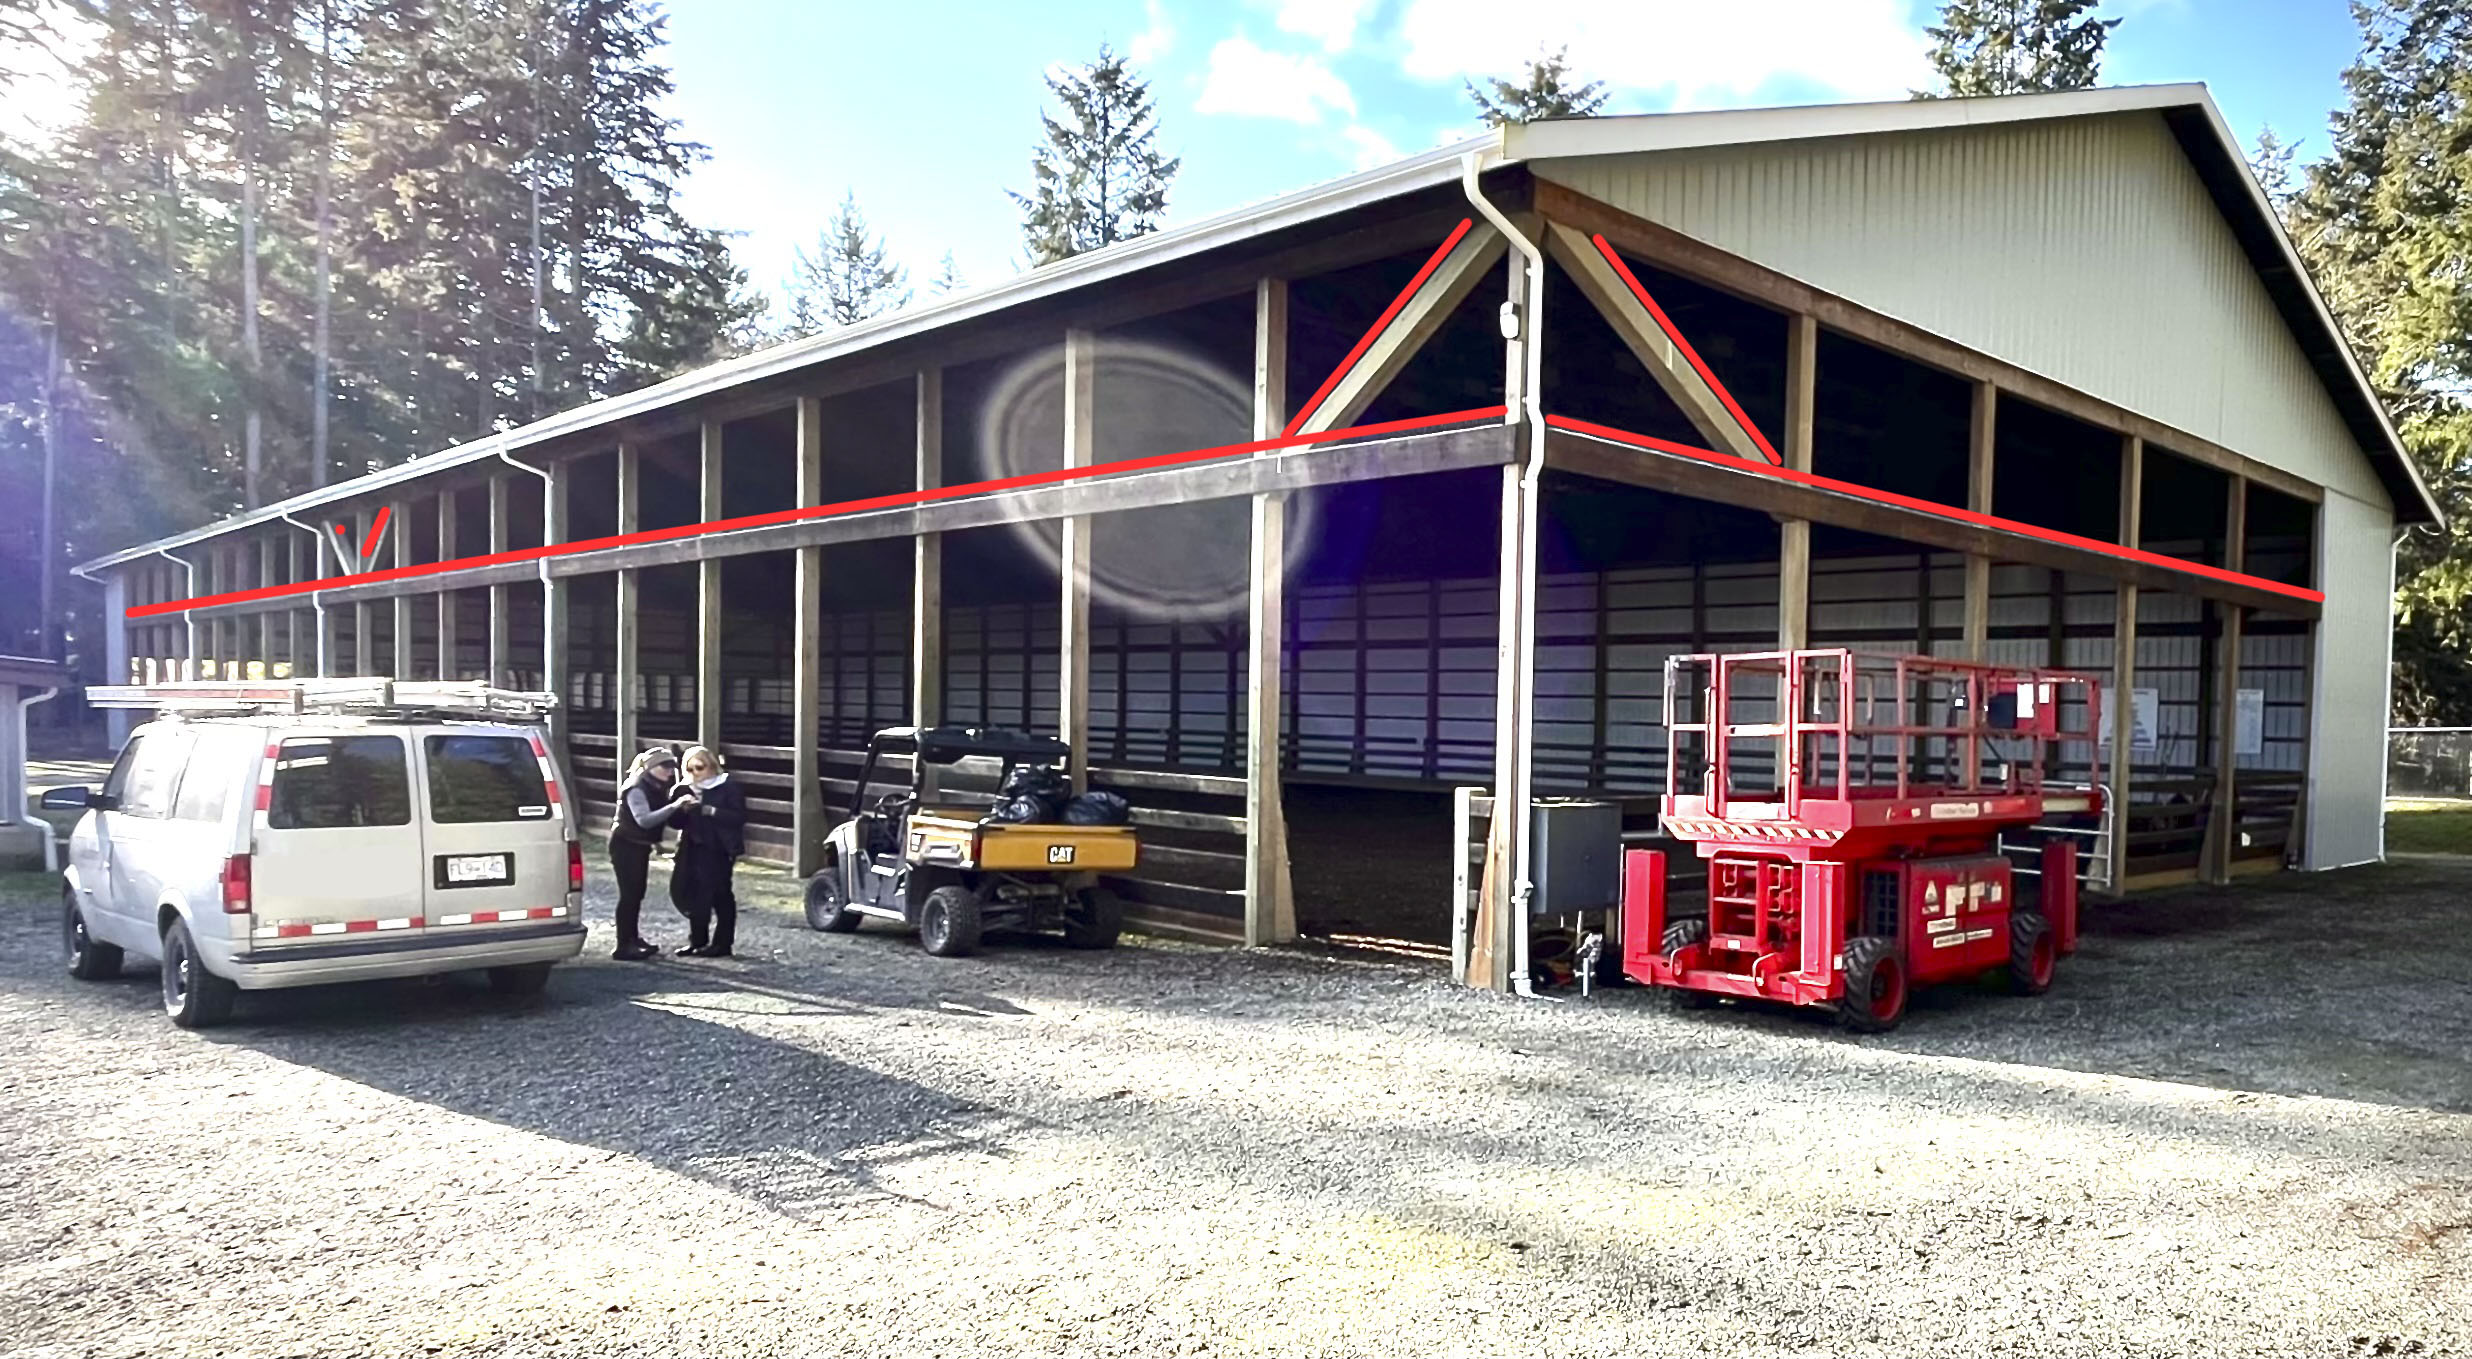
424, 735, 552, 824
268, 736, 411, 829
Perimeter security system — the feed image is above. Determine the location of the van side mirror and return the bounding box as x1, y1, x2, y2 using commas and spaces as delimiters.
40, 785, 100, 811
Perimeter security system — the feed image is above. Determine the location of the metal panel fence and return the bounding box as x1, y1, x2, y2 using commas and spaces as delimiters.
2389, 728, 2472, 802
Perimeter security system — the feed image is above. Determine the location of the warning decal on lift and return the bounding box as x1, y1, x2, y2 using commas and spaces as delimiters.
1931, 927, 1997, 949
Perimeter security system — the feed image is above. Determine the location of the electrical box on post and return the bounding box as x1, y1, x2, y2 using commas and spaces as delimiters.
1529, 798, 1622, 916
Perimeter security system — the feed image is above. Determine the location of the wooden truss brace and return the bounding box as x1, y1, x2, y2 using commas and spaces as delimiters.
1292, 223, 1508, 436
1543, 220, 1776, 467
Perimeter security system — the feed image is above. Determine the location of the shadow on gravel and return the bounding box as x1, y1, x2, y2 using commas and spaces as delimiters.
1580, 858, 2472, 1119
190, 954, 1049, 1222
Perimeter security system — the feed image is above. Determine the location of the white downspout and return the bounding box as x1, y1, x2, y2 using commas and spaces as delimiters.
152, 547, 200, 680
1462, 149, 1548, 998
17, 686, 61, 874
279, 512, 342, 677
495, 448, 556, 693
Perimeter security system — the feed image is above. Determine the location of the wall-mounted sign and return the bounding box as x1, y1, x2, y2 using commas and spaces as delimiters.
2235, 687, 2265, 758
2098, 685, 2159, 757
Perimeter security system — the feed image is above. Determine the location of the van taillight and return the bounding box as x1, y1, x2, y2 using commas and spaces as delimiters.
220, 854, 252, 914
567, 840, 584, 893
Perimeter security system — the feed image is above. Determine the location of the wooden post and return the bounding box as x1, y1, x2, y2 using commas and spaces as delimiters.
392, 501, 414, 678
285, 534, 305, 678
792, 400, 826, 877
696, 419, 725, 752
1777, 313, 1817, 650
255, 538, 276, 679
487, 475, 511, 687
1059, 330, 1096, 788
437, 492, 460, 680
1478, 245, 1535, 992
2107, 434, 2144, 893
351, 511, 372, 678
203, 547, 226, 679
912, 370, 944, 797
615, 443, 642, 766
1246, 279, 1296, 947
2205, 476, 2249, 884
1963, 380, 1997, 661
542, 464, 571, 762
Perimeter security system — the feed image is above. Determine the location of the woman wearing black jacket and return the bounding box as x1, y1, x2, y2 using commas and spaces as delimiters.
670, 745, 747, 957
608, 747, 694, 961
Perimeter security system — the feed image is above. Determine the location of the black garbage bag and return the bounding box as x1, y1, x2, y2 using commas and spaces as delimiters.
997, 764, 1072, 822
1062, 791, 1131, 826
983, 794, 1048, 826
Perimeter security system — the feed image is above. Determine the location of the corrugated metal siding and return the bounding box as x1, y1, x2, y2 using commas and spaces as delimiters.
2310, 489, 2397, 866
1535, 111, 2388, 508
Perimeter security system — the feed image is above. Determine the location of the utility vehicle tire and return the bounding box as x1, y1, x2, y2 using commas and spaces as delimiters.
1836, 935, 1907, 1034
488, 962, 554, 996
804, 866, 861, 933
918, 885, 983, 958
160, 918, 237, 1030
1658, 917, 1719, 1009
64, 890, 121, 981
1063, 886, 1125, 950
2007, 909, 2057, 996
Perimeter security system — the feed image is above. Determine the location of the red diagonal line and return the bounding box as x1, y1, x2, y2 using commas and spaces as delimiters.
126, 406, 1510, 619
1542, 415, 2324, 605
1284, 218, 1477, 438
359, 505, 392, 561
1590, 233, 1782, 466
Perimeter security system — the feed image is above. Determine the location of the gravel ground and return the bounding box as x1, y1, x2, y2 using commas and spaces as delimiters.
2, 851, 2468, 1358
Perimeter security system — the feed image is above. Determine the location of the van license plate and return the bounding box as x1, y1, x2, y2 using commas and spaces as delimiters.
436, 853, 513, 888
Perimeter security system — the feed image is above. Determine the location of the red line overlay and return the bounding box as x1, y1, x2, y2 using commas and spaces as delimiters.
359, 506, 392, 561
1589, 234, 1782, 466
1544, 415, 2324, 606
129, 407, 1510, 619
1284, 219, 1476, 438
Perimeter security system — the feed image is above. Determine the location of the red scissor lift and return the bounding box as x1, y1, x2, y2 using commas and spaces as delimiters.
1621, 649, 2103, 1031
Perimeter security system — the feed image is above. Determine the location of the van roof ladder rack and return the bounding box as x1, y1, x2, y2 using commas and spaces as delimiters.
85, 679, 559, 720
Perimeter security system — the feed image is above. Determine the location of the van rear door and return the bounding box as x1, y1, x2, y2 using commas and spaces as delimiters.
416, 728, 572, 938
251, 732, 426, 944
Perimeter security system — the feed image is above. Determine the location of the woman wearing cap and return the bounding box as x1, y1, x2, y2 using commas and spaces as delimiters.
670, 745, 747, 957
607, 746, 697, 961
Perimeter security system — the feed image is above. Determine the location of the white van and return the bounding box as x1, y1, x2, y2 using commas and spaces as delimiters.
50, 691, 586, 1028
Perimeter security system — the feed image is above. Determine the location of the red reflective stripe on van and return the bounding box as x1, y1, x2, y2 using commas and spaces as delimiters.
277, 923, 313, 938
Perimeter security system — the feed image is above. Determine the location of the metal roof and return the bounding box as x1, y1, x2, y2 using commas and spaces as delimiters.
75, 83, 2435, 575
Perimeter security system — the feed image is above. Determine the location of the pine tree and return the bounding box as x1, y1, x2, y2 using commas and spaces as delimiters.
614, 231, 767, 385
783, 190, 909, 334
929, 250, 964, 297
2287, 0, 2472, 721
1465, 46, 1608, 127
1011, 44, 1179, 266
1916, 0, 2120, 98
2249, 126, 2299, 212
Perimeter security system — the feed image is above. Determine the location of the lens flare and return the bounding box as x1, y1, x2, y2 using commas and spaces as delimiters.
977, 336, 1318, 620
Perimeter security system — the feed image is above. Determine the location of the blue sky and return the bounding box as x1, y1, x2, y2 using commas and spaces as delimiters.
661, 0, 2367, 315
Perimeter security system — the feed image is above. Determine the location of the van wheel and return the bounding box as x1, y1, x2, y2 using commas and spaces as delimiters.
64, 889, 122, 981
917, 886, 982, 958
161, 918, 237, 1029
1063, 887, 1124, 950
488, 962, 554, 997
804, 867, 860, 933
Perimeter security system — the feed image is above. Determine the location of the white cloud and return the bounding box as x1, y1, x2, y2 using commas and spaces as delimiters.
1272, 0, 1380, 52
1194, 36, 1358, 124
1128, 0, 1174, 65
1393, 0, 1933, 108
1339, 123, 1405, 170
